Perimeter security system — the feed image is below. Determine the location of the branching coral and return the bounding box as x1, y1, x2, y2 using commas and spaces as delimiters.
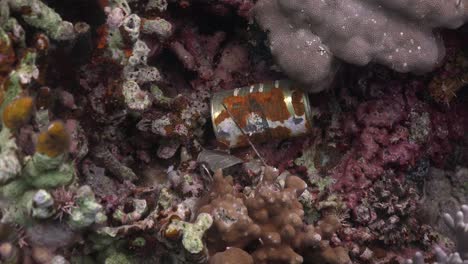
254, 0, 468, 92
75, 8, 163, 148
97, 0, 171, 111
137, 89, 210, 146
0, 0, 87, 42
113, 198, 147, 225
406, 204, 468, 264
444, 205, 468, 260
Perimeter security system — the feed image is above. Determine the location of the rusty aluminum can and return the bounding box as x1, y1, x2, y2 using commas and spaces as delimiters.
211, 80, 313, 148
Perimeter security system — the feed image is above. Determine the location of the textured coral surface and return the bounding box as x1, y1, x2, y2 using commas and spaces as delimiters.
254, 0, 468, 91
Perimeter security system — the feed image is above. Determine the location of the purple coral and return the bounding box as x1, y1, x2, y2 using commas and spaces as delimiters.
326, 80, 467, 208
254, 0, 468, 91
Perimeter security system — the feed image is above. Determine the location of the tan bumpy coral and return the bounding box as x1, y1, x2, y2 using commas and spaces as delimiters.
209, 247, 254, 264
198, 170, 261, 251
199, 167, 351, 264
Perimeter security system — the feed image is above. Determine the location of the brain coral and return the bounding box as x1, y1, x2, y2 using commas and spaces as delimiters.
254, 0, 468, 92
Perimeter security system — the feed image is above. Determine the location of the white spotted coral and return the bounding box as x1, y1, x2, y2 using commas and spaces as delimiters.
254, 0, 468, 92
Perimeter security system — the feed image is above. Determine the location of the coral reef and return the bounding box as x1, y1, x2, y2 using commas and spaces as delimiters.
0, 0, 467, 263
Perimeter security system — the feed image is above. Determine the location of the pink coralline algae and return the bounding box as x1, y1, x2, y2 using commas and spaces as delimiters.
326, 80, 468, 208
350, 178, 433, 247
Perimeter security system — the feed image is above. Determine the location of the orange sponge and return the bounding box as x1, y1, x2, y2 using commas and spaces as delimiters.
36, 121, 70, 157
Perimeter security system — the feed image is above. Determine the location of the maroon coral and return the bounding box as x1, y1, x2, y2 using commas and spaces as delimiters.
327, 80, 468, 208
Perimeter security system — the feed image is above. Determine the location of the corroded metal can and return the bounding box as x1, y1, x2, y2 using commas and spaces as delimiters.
211, 80, 313, 148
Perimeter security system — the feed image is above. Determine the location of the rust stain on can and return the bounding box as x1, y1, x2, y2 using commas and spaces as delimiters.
292, 90, 306, 116
211, 80, 313, 148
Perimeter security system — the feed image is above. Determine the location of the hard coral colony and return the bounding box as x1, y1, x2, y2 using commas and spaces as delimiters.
0, 0, 467, 263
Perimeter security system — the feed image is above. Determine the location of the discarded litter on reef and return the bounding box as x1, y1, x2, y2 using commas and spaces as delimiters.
211, 80, 313, 148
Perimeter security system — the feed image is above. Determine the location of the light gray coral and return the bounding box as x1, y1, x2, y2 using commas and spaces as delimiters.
0, 129, 21, 184
0, 52, 38, 184
102, 1, 168, 111
0, 51, 38, 115
444, 205, 468, 260
141, 18, 173, 40
122, 80, 152, 111
22, 153, 74, 189
31, 189, 55, 219
406, 250, 467, 264
122, 14, 141, 42
68, 186, 107, 229
254, 0, 468, 92
406, 204, 468, 264
50, 255, 70, 264
146, 0, 168, 12
4, 0, 87, 41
